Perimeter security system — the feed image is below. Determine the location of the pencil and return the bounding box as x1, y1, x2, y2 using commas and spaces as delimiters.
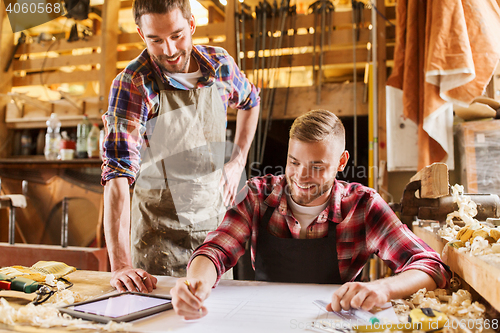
184, 280, 202, 313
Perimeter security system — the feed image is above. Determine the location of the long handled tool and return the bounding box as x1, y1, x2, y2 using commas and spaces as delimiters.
259, 0, 290, 164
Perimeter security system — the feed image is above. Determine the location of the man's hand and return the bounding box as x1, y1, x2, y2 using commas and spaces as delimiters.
221, 159, 245, 207
327, 282, 390, 312
110, 267, 157, 293
170, 278, 212, 320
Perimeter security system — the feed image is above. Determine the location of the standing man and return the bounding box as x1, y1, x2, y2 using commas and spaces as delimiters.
101, 0, 260, 293
170, 110, 449, 320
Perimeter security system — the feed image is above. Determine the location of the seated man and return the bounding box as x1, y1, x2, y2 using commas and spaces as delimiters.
170, 109, 450, 320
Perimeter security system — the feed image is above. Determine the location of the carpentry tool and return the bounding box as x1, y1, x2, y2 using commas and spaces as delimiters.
259, 0, 290, 165
308, 0, 335, 105
0, 273, 41, 293
283, 4, 297, 117
351, 0, 364, 166
240, 3, 252, 72
4, 32, 26, 72
399, 180, 500, 222
408, 308, 448, 332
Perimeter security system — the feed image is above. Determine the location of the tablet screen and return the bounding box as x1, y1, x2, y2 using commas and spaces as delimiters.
72, 294, 171, 318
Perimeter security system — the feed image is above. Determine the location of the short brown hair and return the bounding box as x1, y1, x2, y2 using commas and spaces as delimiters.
290, 110, 345, 147
133, 0, 192, 27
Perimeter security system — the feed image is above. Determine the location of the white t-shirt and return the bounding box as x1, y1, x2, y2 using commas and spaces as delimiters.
165, 59, 202, 89
287, 193, 329, 239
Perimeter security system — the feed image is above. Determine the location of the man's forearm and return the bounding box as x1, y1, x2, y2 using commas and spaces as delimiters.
187, 256, 218, 288
231, 105, 260, 166
375, 269, 437, 300
103, 177, 132, 271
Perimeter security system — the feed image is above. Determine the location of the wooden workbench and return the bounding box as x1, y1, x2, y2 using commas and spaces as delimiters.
413, 223, 500, 313
0, 271, 401, 333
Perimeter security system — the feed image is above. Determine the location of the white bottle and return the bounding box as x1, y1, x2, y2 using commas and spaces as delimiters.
76, 115, 90, 158
87, 123, 100, 158
44, 113, 61, 160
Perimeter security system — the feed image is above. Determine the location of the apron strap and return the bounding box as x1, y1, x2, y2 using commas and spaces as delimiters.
261, 204, 275, 228
152, 69, 166, 92
150, 68, 169, 189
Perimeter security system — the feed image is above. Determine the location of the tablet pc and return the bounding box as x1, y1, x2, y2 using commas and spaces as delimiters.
59, 292, 173, 323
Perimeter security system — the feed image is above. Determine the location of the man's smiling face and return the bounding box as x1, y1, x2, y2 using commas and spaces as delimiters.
137, 9, 196, 74
285, 138, 349, 206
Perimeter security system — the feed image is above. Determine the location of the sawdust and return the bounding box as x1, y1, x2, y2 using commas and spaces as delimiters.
405, 288, 487, 333
0, 279, 131, 332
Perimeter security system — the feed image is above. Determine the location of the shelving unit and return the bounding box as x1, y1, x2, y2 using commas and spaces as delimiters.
414, 224, 500, 312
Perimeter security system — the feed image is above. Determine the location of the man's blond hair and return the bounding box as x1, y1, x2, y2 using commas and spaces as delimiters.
289, 110, 345, 148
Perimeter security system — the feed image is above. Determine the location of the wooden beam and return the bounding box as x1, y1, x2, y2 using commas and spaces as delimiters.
410, 162, 449, 198
224, 0, 236, 59
228, 82, 368, 120
0, 4, 14, 158
13, 70, 100, 87
209, 6, 225, 23
13, 53, 101, 72
15, 35, 101, 55
99, 0, 120, 113
376, 0, 389, 200
242, 46, 394, 70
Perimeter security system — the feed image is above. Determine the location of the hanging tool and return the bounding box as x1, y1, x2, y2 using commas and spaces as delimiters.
0, 273, 41, 293
240, 3, 252, 72
235, 9, 242, 69
256, 0, 271, 167
351, 0, 364, 167
308, 0, 334, 105
259, 0, 290, 164
283, 4, 297, 117
4, 32, 26, 72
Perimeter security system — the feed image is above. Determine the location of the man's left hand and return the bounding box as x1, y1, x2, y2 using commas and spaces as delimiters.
327, 282, 390, 312
221, 159, 245, 207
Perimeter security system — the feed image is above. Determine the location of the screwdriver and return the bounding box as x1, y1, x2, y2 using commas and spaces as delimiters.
0, 273, 41, 293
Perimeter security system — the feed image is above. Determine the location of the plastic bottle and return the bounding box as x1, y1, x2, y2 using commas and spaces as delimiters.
76, 115, 90, 158
87, 123, 100, 158
44, 113, 61, 160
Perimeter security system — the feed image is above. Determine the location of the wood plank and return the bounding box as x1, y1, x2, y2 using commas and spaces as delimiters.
196, 22, 226, 38
12, 70, 100, 87
0, 243, 109, 271
117, 48, 143, 62
5, 114, 103, 129
413, 224, 447, 255
13, 53, 101, 72
410, 162, 449, 198
414, 224, 500, 312
118, 32, 143, 45
242, 46, 394, 69
15, 35, 101, 55
445, 244, 500, 312
227, 82, 368, 121
0, 5, 14, 159
377, 0, 388, 199
224, 0, 236, 59
99, 0, 120, 110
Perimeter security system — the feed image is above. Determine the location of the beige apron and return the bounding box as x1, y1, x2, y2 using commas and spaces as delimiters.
131, 72, 226, 276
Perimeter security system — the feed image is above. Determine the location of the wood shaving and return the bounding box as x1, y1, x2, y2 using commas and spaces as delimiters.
438, 184, 500, 258
0, 292, 131, 331
407, 288, 486, 331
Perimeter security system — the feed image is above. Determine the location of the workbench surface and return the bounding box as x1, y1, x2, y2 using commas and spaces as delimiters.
0, 270, 400, 333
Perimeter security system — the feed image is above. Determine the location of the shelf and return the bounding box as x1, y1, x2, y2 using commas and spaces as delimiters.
413, 224, 500, 312
5, 115, 103, 129
0, 156, 103, 169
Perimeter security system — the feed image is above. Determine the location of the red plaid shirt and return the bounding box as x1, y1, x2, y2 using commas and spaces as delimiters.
190, 174, 450, 287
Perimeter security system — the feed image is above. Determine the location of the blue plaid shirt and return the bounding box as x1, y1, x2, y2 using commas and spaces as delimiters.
101, 45, 260, 185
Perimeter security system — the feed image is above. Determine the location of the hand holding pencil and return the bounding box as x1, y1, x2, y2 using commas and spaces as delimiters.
170, 278, 211, 320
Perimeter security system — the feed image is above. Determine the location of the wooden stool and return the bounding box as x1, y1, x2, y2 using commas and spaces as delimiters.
0, 178, 27, 244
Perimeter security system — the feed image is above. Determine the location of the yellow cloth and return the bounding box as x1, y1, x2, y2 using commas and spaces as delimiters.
0, 261, 76, 282
387, 0, 500, 170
